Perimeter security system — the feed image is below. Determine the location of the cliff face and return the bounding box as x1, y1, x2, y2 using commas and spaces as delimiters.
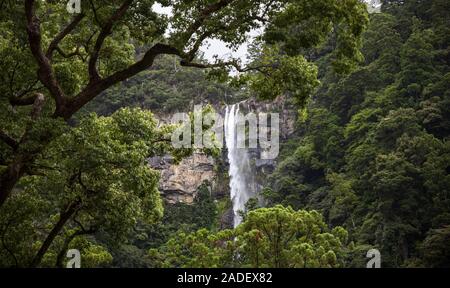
244, 96, 296, 140
149, 153, 216, 204
151, 96, 296, 205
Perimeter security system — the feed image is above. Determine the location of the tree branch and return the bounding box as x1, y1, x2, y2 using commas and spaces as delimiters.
88, 0, 103, 27
55, 224, 96, 268
65, 43, 181, 119
183, 0, 235, 43
25, 0, 67, 114
9, 93, 39, 106
46, 13, 85, 61
0, 218, 19, 267
9, 79, 43, 106
180, 59, 270, 73
0, 130, 18, 150
88, 0, 134, 82
29, 198, 82, 267
55, 46, 84, 60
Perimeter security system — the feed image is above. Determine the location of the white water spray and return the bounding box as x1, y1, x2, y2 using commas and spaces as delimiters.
224, 104, 258, 227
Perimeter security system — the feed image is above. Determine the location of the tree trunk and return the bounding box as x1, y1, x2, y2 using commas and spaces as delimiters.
55, 231, 79, 268
0, 156, 27, 208
0, 93, 47, 209
29, 199, 81, 267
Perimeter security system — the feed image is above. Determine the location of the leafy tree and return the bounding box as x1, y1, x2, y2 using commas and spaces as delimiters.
0, 107, 183, 267
0, 0, 368, 209
263, 0, 450, 267
420, 226, 450, 268
151, 205, 350, 268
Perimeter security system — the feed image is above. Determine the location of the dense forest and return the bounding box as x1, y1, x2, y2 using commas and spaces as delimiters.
0, 0, 449, 268
264, 0, 450, 267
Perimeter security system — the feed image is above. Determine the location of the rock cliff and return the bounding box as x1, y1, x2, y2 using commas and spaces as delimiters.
150, 96, 296, 205
149, 153, 216, 204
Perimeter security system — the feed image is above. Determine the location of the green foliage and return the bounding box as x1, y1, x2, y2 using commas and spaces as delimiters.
152, 205, 350, 268
263, 0, 450, 267
247, 46, 320, 107
2, 0, 447, 268
160, 184, 218, 233
264, 0, 368, 73
82, 55, 247, 116
420, 226, 450, 268
103, 182, 220, 267
0, 107, 186, 267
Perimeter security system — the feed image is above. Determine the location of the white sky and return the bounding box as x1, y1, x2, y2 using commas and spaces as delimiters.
152, 3, 256, 64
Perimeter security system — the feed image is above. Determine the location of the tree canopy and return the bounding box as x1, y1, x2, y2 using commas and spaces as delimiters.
2, 0, 448, 268
150, 205, 351, 268
0, 0, 368, 211
263, 0, 450, 267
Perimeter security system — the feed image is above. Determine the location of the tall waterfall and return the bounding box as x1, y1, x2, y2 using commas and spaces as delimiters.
224, 103, 258, 227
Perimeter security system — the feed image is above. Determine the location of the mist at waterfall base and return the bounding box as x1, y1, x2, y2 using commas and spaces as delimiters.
224, 104, 260, 228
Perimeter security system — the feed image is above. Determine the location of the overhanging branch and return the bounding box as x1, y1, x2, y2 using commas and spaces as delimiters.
180, 59, 270, 73
183, 0, 235, 43
65, 43, 181, 119
55, 46, 84, 60
46, 13, 86, 61
88, 0, 134, 82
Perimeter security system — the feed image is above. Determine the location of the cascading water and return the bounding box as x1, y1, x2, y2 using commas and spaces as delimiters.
224, 103, 258, 227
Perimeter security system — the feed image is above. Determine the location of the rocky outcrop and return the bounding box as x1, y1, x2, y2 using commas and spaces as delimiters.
150, 153, 216, 204
244, 95, 296, 140
220, 208, 234, 230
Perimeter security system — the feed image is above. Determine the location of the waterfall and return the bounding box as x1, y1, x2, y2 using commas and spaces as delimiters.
224, 103, 257, 227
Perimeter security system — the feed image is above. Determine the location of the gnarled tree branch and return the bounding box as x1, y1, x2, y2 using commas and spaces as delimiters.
46, 13, 86, 61
183, 0, 235, 43
88, 0, 134, 83
55, 226, 96, 268
66, 43, 181, 119
55, 46, 84, 60
25, 0, 67, 114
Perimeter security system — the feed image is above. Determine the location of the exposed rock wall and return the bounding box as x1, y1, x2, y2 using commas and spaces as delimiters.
149, 153, 216, 204
244, 95, 296, 140
150, 96, 296, 205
